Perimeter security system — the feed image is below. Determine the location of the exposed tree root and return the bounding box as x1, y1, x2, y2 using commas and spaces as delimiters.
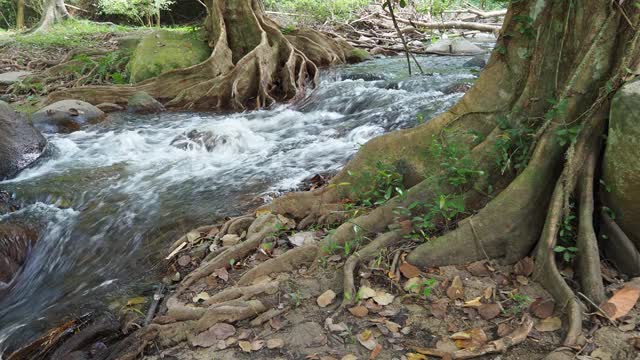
576, 136, 606, 304
342, 231, 401, 305
204, 281, 280, 305
175, 214, 282, 296
46, 0, 357, 110
410, 315, 533, 359
219, 215, 255, 237
599, 208, 640, 276
238, 244, 319, 285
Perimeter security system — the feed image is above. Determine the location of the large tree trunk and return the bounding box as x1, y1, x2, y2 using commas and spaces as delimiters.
16, 0, 25, 29
46, 0, 359, 111
29, 0, 70, 33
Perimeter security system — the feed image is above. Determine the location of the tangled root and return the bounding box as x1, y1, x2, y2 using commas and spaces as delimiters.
238, 244, 319, 285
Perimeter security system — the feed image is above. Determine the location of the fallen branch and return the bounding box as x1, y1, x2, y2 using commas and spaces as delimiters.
443, 8, 507, 18
378, 13, 501, 33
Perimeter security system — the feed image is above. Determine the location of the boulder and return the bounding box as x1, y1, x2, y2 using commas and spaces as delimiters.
346, 48, 371, 63
32, 100, 106, 134
96, 103, 124, 113
602, 79, 640, 255
170, 130, 228, 151
127, 91, 165, 114
370, 47, 397, 57
426, 39, 485, 56
0, 71, 32, 86
0, 222, 38, 285
463, 54, 489, 68
128, 30, 211, 83
441, 82, 472, 94
0, 101, 47, 180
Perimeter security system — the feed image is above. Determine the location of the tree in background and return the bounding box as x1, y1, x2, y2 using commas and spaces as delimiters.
97, 0, 175, 26
16, 0, 24, 29
29, 0, 70, 32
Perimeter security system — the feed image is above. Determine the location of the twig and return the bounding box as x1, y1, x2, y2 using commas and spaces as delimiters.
577, 291, 617, 325
386, 0, 413, 76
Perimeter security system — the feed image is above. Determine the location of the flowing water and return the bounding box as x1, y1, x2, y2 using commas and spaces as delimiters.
0, 54, 480, 354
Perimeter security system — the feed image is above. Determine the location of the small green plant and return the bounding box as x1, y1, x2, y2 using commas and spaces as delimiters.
508, 293, 532, 315
429, 133, 484, 187
555, 209, 578, 264
350, 161, 404, 207
493, 116, 535, 175
280, 24, 297, 35
554, 245, 578, 263
421, 278, 438, 298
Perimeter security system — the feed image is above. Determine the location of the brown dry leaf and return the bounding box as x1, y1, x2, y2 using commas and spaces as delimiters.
516, 275, 529, 286
399, 220, 413, 235
514, 257, 534, 276
535, 317, 562, 332
357, 329, 377, 350
358, 286, 377, 299
600, 284, 640, 320
497, 323, 513, 337
317, 290, 337, 308
266, 338, 284, 349
404, 277, 422, 293
400, 262, 421, 279
406, 353, 429, 360
238, 340, 253, 353
341, 355, 358, 360
628, 337, 640, 350
373, 291, 395, 306
214, 267, 229, 282
251, 340, 265, 351
467, 261, 491, 277
483, 287, 493, 300
370, 343, 383, 359
463, 297, 483, 308
600, 302, 618, 319
446, 276, 465, 300
349, 305, 369, 318
431, 299, 448, 319
530, 299, 555, 319
451, 328, 487, 350
385, 320, 401, 333
478, 303, 501, 320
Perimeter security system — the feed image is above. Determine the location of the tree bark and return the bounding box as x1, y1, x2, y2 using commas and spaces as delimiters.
29, 0, 70, 33
16, 0, 25, 29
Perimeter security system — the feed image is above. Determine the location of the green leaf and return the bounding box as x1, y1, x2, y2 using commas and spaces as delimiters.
554, 246, 566, 252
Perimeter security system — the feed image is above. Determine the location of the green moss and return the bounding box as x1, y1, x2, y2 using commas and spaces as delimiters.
348, 48, 370, 63
128, 29, 211, 83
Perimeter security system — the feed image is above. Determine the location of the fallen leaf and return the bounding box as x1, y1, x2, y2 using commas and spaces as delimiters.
530, 298, 555, 319
497, 323, 513, 337
191, 330, 219, 348
406, 353, 428, 360
628, 337, 640, 350
214, 267, 229, 282
404, 277, 422, 293
365, 299, 383, 312
483, 287, 493, 300
514, 257, 534, 276
238, 340, 253, 352
446, 276, 465, 300
373, 291, 395, 306
516, 275, 529, 286
288, 232, 315, 247
431, 299, 448, 319
251, 340, 265, 351
399, 220, 413, 235
436, 338, 458, 353
600, 284, 640, 320
267, 338, 285, 349
126, 297, 147, 306
210, 323, 236, 340
400, 262, 421, 279
467, 261, 491, 277
478, 303, 501, 320
186, 231, 201, 243
349, 305, 369, 318
385, 320, 401, 333
535, 317, 562, 332
341, 355, 358, 360
192, 292, 210, 303
325, 318, 348, 332
357, 329, 377, 350
358, 286, 377, 299
317, 290, 337, 308
370, 343, 383, 359
463, 297, 483, 308
451, 328, 487, 349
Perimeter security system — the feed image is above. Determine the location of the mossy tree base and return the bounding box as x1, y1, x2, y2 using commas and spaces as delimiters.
46, 0, 359, 111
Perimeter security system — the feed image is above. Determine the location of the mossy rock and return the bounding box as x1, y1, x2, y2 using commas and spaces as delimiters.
128, 30, 210, 84
347, 48, 371, 63
602, 79, 640, 249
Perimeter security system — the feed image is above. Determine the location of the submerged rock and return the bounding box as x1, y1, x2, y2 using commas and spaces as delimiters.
426, 39, 484, 56
0, 222, 39, 286
127, 91, 165, 114
128, 30, 211, 83
96, 102, 124, 113
441, 82, 473, 94
32, 100, 106, 134
170, 129, 228, 152
0, 101, 47, 180
463, 54, 490, 68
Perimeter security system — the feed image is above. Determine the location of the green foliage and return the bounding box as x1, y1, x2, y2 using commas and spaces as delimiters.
97, 0, 174, 25
555, 209, 578, 264
493, 116, 535, 175
554, 245, 578, 263
264, 0, 370, 23
350, 161, 404, 207
513, 15, 534, 38
421, 278, 438, 298
429, 134, 485, 186
507, 293, 532, 315
280, 24, 296, 35
10, 20, 136, 47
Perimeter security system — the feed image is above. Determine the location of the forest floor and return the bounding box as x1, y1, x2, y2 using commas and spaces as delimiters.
143, 217, 640, 360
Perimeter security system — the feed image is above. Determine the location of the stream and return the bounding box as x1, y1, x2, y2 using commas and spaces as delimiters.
0, 54, 481, 355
